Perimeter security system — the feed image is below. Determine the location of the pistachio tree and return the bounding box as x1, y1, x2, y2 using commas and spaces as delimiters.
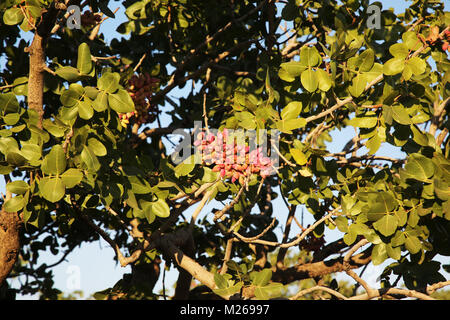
0, 0, 449, 300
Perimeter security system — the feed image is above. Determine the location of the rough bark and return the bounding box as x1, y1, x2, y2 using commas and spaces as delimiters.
272, 250, 372, 284
173, 234, 195, 300
0, 194, 21, 286
26, 34, 46, 128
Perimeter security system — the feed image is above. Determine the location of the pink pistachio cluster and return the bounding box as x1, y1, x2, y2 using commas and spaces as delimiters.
194, 129, 274, 184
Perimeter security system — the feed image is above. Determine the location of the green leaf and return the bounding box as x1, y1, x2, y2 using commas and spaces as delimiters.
40, 177, 65, 203
3, 195, 25, 212
373, 214, 398, 237
281, 101, 302, 120
226, 261, 242, 273
402, 31, 422, 50
407, 210, 419, 227
3, 7, 24, 25
301, 69, 318, 92
60, 106, 78, 121
335, 216, 349, 232
0, 93, 20, 114
11, 77, 28, 96
26, 2, 42, 19
139, 200, 155, 224
407, 56, 426, 75
92, 91, 108, 112
151, 198, 170, 218
265, 69, 275, 103
55, 66, 81, 82
386, 244, 401, 260
41, 145, 66, 175
349, 74, 367, 97
372, 243, 388, 265
368, 192, 397, 214
394, 208, 407, 227
174, 155, 195, 177
98, 72, 120, 94
61, 168, 83, 188
81, 146, 101, 172
300, 46, 321, 67
343, 230, 357, 245
213, 282, 243, 298
77, 99, 94, 120
6, 151, 27, 167
129, 176, 151, 194
214, 273, 228, 290
276, 118, 306, 133
254, 283, 284, 300
391, 231, 406, 247
77, 43, 93, 74
87, 138, 107, 157
357, 49, 375, 72
404, 153, 435, 182
290, 148, 307, 165
84, 86, 99, 100
43, 120, 65, 137
316, 69, 332, 92
278, 67, 295, 82
60, 84, 84, 107
384, 58, 405, 76
434, 178, 450, 201
108, 89, 135, 113
348, 116, 377, 128
389, 43, 409, 59
405, 235, 422, 254
410, 125, 428, 146
402, 64, 413, 81
366, 132, 382, 155
21, 144, 41, 162
364, 63, 384, 83
391, 105, 412, 125
280, 61, 307, 77
252, 269, 272, 287
6, 181, 30, 195
3, 113, 20, 125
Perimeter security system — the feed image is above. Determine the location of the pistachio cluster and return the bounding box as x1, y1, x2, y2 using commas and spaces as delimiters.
126, 73, 160, 126
80, 11, 101, 27
194, 129, 274, 184
119, 74, 160, 128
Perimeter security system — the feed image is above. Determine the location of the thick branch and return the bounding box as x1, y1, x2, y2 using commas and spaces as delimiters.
273, 249, 372, 284
0, 190, 21, 286
26, 34, 46, 128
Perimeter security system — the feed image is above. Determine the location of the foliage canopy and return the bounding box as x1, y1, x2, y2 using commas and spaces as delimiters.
0, 0, 449, 300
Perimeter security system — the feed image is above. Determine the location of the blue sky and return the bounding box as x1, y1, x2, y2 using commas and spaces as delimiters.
3, 0, 449, 299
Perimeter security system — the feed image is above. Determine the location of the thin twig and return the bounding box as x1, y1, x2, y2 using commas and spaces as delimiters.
213, 180, 247, 222
220, 238, 235, 275
233, 208, 339, 248
290, 285, 348, 300
233, 218, 277, 242
133, 53, 147, 72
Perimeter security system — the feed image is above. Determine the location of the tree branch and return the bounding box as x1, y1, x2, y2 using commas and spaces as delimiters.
290, 285, 348, 300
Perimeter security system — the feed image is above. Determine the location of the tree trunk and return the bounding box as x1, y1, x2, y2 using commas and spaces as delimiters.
0, 202, 21, 286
